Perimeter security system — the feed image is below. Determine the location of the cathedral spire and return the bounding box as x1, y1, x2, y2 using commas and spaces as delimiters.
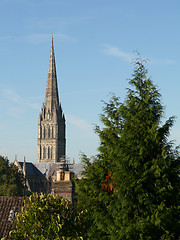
38, 37, 66, 163
45, 36, 59, 112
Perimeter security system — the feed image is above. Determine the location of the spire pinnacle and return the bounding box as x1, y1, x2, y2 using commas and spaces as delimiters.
45, 37, 59, 112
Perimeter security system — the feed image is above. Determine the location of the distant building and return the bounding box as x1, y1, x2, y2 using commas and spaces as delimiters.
14, 158, 74, 203
14, 37, 83, 202
37, 36, 66, 163
0, 37, 85, 239
14, 158, 49, 195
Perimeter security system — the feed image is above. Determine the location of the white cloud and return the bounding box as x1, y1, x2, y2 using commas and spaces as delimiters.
103, 44, 133, 62
55, 33, 74, 41
34, 16, 93, 30
6, 106, 26, 118
28, 103, 41, 110
0, 36, 17, 41
66, 114, 94, 134
150, 58, 176, 65
0, 33, 74, 44
25, 34, 50, 43
25, 33, 73, 44
0, 88, 41, 117
1, 89, 21, 103
103, 44, 176, 65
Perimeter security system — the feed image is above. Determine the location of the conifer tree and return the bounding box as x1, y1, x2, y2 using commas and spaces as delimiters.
76, 57, 180, 240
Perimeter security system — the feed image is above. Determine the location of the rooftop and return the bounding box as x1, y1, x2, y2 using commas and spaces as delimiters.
0, 196, 24, 239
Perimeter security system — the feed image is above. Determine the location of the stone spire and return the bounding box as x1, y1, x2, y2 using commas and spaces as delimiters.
37, 37, 66, 163
45, 36, 59, 112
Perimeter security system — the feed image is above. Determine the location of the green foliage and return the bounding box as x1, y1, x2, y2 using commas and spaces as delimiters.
0, 156, 25, 196
76, 58, 180, 239
10, 193, 87, 240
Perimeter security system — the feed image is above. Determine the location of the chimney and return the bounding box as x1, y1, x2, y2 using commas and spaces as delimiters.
64, 171, 70, 181
57, 170, 61, 182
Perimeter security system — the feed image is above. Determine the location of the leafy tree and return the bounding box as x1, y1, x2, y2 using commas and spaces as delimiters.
0, 156, 25, 196
76, 58, 180, 239
10, 193, 87, 240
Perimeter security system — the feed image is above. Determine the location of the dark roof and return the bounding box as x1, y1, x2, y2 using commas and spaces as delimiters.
19, 162, 44, 177
35, 162, 84, 178
0, 196, 24, 239
35, 162, 64, 177
72, 164, 84, 177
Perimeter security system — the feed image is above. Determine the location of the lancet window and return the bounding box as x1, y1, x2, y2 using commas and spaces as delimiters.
48, 126, 50, 138
44, 127, 46, 139
43, 146, 46, 159
52, 126, 54, 138
48, 146, 51, 159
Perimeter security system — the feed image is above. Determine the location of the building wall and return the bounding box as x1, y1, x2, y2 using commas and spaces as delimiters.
51, 181, 73, 203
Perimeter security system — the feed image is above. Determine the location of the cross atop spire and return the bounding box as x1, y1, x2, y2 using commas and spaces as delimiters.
45, 36, 59, 112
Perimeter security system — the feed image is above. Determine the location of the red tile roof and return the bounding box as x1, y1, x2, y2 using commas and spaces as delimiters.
0, 196, 24, 239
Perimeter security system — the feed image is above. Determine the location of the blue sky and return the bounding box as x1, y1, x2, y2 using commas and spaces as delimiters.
0, 0, 180, 163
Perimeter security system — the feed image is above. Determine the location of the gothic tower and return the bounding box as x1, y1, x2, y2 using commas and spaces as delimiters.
37, 37, 66, 163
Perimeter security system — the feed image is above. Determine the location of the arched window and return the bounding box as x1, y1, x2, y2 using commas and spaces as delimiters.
42, 126, 44, 138
47, 110, 50, 120
48, 127, 50, 138
52, 126, 54, 138
43, 146, 46, 159
51, 147, 53, 159
48, 146, 51, 159
40, 146, 41, 160
44, 127, 46, 139
44, 108, 46, 119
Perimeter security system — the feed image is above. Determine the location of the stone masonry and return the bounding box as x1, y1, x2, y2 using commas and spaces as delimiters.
37, 37, 66, 163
